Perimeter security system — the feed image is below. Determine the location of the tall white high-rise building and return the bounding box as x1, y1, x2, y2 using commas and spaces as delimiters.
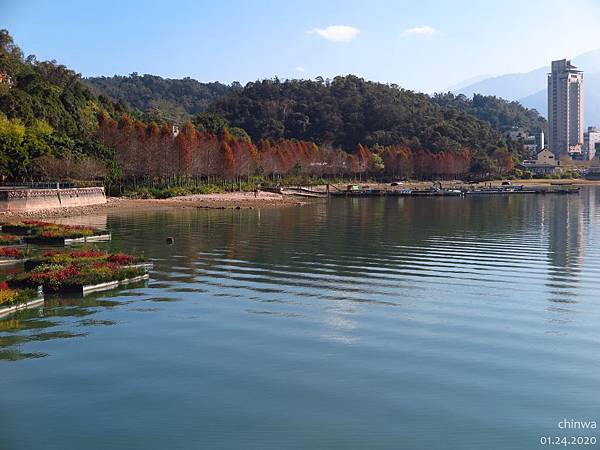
584, 126, 600, 160
548, 59, 584, 156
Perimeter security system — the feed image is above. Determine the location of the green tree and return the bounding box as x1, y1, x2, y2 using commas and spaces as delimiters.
192, 112, 230, 134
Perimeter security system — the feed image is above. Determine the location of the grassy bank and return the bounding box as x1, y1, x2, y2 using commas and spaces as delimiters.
118, 175, 355, 199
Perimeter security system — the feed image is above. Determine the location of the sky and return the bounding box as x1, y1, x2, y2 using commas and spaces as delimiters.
3, 0, 600, 93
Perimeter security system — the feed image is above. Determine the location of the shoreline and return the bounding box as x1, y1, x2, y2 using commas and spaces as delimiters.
312, 178, 600, 191
0, 192, 308, 220
1, 178, 598, 220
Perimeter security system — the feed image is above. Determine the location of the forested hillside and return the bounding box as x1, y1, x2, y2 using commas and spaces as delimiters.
0, 29, 121, 179
87, 73, 545, 147
209, 76, 513, 154
1, 29, 518, 185
431, 92, 547, 134
86, 74, 233, 122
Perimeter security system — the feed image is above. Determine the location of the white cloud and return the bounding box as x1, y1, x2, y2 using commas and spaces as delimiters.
295, 66, 306, 72
401, 25, 438, 37
307, 25, 360, 42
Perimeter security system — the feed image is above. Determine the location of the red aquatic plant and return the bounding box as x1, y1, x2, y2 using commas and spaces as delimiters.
30, 265, 81, 282
22, 220, 53, 227
0, 247, 22, 258
70, 250, 106, 258
62, 225, 93, 232
0, 233, 20, 243
92, 261, 122, 271
108, 253, 136, 265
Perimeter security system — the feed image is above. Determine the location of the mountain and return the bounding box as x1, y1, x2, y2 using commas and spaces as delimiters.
444, 74, 491, 92
210, 75, 513, 157
85, 74, 234, 122
455, 67, 547, 100
455, 48, 600, 126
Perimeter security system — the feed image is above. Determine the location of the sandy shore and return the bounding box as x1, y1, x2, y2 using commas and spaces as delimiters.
0, 191, 308, 220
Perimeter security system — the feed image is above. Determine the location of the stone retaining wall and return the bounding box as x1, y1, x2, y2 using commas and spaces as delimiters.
0, 187, 106, 212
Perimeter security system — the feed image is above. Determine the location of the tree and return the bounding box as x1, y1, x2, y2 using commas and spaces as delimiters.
192, 112, 230, 134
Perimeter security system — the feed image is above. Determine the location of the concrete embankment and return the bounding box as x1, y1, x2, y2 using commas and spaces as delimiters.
0, 187, 107, 212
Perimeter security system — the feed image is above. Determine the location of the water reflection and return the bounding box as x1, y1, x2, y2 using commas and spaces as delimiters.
0, 291, 127, 360
1, 188, 599, 359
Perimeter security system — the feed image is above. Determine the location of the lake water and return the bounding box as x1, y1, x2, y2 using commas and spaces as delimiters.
2, 189, 600, 450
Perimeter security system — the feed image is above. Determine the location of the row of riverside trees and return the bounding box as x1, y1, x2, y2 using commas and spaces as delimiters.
99, 113, 363, 183
97, 112, 516, 185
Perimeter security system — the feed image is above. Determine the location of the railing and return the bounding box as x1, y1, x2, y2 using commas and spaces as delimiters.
0, 181, 104, 190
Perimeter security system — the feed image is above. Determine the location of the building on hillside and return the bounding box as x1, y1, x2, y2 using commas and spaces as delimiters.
535, 129, 545, 150
583, 126, 600, 160
519, 148, 559, 175
548, 59, 584, 157
505, 128, 528, 141
0, 70, 13, 88
523, 136, 539, 154
504, 128, 545, 157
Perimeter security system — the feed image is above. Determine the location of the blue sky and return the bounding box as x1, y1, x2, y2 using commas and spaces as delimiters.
3, 0, 600, 93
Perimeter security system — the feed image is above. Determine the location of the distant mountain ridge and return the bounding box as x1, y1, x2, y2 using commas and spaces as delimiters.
454, 48, 600, 126
444, 74, 491, 92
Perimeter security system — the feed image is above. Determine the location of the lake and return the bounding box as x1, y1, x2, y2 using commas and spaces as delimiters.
2, 189, 600, 450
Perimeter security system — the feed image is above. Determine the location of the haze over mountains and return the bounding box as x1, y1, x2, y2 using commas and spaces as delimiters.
453, 48, 600, 127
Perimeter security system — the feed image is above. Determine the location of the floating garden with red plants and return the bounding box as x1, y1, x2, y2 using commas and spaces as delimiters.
0, 247, 26, 266
0, 247, 23, 259
9, 247, 151, 295
24, 249, 150, 271
0, 221, 149, 308
0, 281, 43, 316
0, 233, 21, 245
1, 220, 56, 235
1, 221, 110, 244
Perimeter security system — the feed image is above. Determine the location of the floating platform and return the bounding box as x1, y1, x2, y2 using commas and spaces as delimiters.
328, 186, 580, 197
0, 257, 26, 266
80, 274, 149, 296
0, 288, 44, 319
24, 233, 112, 246
14, 273, 151, 297
1, 225, 35, 235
